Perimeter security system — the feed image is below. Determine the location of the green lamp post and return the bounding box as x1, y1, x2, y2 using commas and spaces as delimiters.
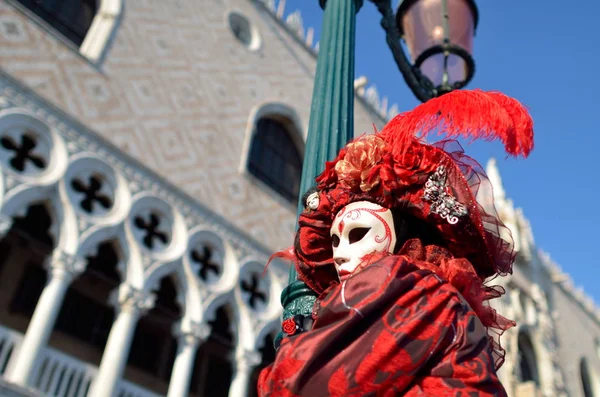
276, 0, 479, 347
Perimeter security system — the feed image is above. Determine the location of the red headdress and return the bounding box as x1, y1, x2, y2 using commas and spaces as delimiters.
281, 89, 534, 368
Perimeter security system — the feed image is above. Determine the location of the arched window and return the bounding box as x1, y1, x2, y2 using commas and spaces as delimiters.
248, 117, 302, 203
517, 331, 539, 385
581, 358, 596, 397
16, 0, 97, 46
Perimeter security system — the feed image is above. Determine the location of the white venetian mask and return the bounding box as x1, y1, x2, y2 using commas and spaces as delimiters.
330, 201, 396, 282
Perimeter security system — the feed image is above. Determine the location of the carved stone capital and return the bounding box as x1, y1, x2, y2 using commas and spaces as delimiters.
44, 251, 86, 281
115, 284, 156, 315
174, 320, 211, 347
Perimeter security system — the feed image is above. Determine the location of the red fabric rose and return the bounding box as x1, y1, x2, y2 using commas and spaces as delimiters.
387, 142, 439, 189
282, 318, 297, 336
332, 135, 388, 192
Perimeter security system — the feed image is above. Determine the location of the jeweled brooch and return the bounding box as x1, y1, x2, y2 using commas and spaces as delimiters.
423, 165, 468, 224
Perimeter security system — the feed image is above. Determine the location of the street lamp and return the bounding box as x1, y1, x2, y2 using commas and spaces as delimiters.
373, 0, 478, 102
277, 0, 479, 347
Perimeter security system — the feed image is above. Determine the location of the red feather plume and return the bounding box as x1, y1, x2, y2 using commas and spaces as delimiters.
378, 90, 534, 158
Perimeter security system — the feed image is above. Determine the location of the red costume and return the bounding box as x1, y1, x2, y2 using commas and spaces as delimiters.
259, 90, 534, 396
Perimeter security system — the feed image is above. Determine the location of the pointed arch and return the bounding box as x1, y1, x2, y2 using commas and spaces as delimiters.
10, 201, 55, 247
204, 291, 240, 342
76, 224, 132, 283
145, 260, 205, 327
1, 183, 79, 255
581, 357, 600, 397
517, 330, 539, 385
2, 187, 58, 245
144, 263, 187, 312
240, 102, 305, 203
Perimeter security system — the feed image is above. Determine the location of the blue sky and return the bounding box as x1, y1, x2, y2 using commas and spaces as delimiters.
286, 0, 600, 301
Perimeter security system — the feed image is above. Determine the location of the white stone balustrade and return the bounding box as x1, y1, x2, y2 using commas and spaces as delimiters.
0, 324, 159, 397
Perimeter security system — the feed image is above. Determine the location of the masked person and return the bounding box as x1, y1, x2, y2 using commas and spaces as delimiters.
258, 90, 534, 397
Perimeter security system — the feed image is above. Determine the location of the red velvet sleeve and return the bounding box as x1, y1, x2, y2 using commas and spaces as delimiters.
258, 256, 506, 397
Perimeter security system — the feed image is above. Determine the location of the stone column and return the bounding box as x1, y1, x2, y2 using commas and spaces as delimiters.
228, 350, 261, 397
6, 251, 85, 386
88, 284, 155, 397
166, 320, 211, 397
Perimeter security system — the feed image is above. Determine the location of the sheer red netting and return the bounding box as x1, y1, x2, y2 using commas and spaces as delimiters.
434, 140, 516, 278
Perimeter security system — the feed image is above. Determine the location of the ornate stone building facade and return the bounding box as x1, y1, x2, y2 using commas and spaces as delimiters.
487, 158, 600, 397
0, 0, 597, 396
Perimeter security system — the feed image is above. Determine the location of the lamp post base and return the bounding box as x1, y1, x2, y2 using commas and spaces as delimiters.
275, 281, 317, 348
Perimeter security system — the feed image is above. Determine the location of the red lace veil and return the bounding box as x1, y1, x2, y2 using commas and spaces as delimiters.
276, 89, 534, 369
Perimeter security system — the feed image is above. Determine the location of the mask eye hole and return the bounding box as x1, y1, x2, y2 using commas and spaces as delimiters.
332, 234, 340, 248
349, 227, 370, 244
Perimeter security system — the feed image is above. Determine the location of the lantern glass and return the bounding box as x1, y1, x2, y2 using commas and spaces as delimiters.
401, 0, 475, 87
419, 53, 467, 88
